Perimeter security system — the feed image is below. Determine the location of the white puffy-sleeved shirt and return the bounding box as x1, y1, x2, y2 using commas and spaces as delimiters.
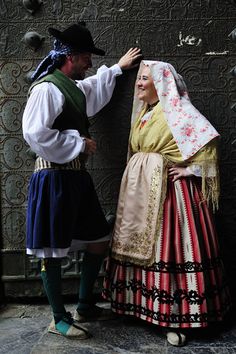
22, 64, 122, 164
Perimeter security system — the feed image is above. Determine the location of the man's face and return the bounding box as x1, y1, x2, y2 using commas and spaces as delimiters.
70, 52, 92, 80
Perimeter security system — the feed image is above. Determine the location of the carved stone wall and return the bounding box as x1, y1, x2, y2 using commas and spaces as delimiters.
1, 0, 236, 298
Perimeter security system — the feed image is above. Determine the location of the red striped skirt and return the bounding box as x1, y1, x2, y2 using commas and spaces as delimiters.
103, 177, 231, 328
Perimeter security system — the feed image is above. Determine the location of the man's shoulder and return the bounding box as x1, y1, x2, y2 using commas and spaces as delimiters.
29, 81, 63, 101
31, 81, 50, 90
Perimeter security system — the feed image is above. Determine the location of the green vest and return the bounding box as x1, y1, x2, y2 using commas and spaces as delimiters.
30, 69, 90, 138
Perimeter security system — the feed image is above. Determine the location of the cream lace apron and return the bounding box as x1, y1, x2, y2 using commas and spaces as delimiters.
111, 152, 167, 266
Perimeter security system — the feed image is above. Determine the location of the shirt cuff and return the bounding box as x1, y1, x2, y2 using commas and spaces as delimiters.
186, 165, 202, 177
81, 137, 86, 153
111, 63, 123, 76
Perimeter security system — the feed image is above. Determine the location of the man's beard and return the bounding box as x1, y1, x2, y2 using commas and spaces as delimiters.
70, 72, 85, 80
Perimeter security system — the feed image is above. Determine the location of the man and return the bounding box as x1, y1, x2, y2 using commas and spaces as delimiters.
22, 23, 141, 338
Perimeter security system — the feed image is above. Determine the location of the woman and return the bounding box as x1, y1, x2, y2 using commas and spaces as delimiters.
103, 61, 231, 346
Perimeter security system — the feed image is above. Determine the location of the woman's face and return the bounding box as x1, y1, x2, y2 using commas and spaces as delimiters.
136, 66, 158, 104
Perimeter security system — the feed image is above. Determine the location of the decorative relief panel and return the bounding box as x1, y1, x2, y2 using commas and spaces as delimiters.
1, 18, 236, 59
0, 60, 35, 95
1, 0, 236, 296
2, 209, 26, 249
2, 1, 236, 21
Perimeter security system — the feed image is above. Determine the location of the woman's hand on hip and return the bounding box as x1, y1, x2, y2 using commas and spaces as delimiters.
168, 166, 193, 182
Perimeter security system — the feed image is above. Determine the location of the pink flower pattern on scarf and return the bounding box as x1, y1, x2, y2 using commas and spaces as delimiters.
132, 61, 219, 160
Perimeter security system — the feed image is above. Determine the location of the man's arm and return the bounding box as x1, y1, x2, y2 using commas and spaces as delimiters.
76, 48, 142, 117
22, 83, 86, 164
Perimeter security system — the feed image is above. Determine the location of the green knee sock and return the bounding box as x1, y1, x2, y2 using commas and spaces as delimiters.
41, 258, 66, 323
77, 252, 105, 311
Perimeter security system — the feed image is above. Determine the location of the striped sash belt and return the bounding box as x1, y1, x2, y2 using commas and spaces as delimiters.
34, 156, 81, 172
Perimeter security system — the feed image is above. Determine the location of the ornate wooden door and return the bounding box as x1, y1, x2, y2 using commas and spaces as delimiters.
1, 0, 236, 298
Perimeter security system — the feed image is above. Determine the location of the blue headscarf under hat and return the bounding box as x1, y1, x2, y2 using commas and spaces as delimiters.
31, 39, 76, 82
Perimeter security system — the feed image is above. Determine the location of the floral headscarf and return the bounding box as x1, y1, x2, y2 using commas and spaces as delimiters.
131, 60, 219, 161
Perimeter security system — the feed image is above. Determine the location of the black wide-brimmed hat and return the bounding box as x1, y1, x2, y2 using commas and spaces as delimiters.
48, 23, 105, 56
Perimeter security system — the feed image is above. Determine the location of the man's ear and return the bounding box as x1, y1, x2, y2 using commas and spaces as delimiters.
66, 54, 74, 63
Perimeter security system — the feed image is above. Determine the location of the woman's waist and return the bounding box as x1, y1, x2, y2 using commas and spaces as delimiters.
130, 151, 176, 168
